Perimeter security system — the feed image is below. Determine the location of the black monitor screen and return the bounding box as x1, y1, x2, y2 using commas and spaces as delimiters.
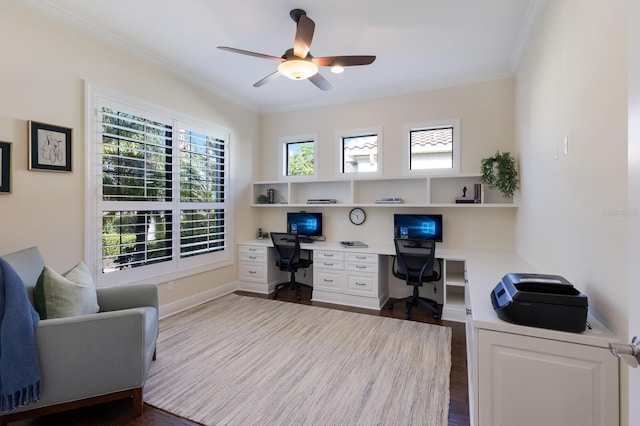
287, 212, 323, 237
394, 214, 443, 242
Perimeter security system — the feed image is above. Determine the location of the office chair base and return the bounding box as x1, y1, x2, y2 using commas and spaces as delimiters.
273, 281, 313, 301
387, 296, 440, 320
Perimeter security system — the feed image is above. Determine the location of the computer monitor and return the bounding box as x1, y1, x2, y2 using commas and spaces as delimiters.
287, 212, 323, 238
394, 214, 443, 242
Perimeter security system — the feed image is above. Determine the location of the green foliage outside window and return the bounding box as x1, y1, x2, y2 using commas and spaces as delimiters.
287, 142, 314, 176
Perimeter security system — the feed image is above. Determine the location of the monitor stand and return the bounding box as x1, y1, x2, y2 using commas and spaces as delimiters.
298, 236, 314, 243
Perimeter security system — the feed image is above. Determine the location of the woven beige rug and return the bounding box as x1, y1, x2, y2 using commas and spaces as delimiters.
144, 294, 452, 425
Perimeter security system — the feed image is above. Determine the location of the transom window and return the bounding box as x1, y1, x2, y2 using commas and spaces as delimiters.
281, 135, 317, 179
404, 119, 460, 174
338, 127, 382, 177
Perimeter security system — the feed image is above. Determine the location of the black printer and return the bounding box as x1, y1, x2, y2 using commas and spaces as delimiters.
491, 273, 588, 333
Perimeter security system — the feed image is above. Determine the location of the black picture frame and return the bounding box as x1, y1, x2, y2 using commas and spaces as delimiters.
28, 121, 72, 172
0, 142, 10, 193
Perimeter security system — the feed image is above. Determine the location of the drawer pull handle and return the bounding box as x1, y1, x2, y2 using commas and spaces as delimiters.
356, 256, 366, 260
324, 279, 334, 283
324, 263, 334, 266
356, 265, 366, 269
355, 282, 366, 286
249, 256, 257, 260
323, 254, 334, 257
249, 248, 257, 252
248, 270, 256, 274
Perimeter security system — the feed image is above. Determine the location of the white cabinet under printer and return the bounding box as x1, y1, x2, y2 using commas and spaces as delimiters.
466, 253, 619, 426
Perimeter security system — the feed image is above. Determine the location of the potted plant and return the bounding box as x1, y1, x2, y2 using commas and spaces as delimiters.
480, 151, 520, 199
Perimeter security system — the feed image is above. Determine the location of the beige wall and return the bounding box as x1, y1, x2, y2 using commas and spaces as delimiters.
0, 2, 259, 306
258, 79, 517, 250
515, 1, 628, 423
515, 0, 627, 338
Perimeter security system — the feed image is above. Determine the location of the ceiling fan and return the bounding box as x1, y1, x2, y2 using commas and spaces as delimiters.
217, 9, 376, 91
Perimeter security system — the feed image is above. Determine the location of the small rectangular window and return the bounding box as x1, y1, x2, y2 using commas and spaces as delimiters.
282, 138, 316, 177
410, 126, 453, 170
404, 119, 460, 175
342, 134, 378, 174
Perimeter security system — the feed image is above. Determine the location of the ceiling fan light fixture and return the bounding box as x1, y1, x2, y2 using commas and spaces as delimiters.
331, 65, 344, 74
278, 59, 318, 80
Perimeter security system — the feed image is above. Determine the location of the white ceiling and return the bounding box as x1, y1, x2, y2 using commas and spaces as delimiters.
15, 0, 545, 113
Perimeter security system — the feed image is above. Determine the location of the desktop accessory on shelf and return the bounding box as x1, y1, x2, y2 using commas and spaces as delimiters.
270, 232, 313, 301
387, 238, 442, 320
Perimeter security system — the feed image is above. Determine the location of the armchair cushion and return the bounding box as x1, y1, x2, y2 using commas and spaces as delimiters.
34, 262, 99, 319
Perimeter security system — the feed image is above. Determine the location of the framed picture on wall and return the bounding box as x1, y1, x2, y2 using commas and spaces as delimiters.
0, 141, 11, 193
28, 121, 72, 172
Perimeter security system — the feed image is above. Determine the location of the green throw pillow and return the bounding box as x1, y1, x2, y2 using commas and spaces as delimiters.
34, 261, 100, 319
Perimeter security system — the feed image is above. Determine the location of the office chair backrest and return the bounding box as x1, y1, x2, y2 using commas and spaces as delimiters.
394, 238, 438, 283
270, 232, 301, 268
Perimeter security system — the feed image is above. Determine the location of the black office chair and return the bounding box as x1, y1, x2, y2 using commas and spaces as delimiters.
271, 232, 313, 300
387, 238, 442, 320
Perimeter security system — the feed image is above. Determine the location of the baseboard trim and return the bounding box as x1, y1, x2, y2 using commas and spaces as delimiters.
158, 281, 238, 319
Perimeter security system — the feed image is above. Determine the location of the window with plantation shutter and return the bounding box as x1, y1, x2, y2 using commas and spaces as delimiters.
87, 87, 231, 286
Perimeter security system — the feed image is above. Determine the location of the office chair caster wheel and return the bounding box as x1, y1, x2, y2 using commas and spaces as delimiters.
433, 313, 441, 320
296, 294, 301, 301
272, 293, 277, 300
387, 303, 393, 310
405, 313, 410, 320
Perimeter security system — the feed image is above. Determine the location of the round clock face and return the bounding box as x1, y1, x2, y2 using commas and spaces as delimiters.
349, 208, 366, 225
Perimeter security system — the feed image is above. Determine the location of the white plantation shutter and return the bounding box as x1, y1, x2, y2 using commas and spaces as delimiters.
178, 127, 227, 257
90, 92, 231, 286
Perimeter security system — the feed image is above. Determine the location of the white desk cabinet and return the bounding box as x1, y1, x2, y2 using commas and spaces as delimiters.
465, 251, 619, 426
476, 329, 618, 426
312, 249, 388, 310
237, 244, 285, 293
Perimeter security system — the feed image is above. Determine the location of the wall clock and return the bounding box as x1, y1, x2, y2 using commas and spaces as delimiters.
349, 208, 366, 225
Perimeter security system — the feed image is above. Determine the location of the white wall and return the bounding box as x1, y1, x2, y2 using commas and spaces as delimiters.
0, 2, 259, 307
515, 1, 628, 423
627, 0, 640, 422
258, 79, 517, 250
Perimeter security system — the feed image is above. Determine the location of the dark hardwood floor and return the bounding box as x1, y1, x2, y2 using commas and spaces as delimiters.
12, 289, 469, 426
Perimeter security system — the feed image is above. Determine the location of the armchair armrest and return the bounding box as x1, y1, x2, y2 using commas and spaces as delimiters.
32, 308, 156, 407
96, 283, 158, 312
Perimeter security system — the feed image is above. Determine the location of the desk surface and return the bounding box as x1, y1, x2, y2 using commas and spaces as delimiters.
239, 239, 617, 346
242, 239, 469, 259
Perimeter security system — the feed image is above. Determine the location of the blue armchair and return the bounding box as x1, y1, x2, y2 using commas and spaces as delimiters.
0, 247, 158, 424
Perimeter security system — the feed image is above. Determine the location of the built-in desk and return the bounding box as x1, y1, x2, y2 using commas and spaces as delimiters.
237, 242, 620, 426
237, 240, 471, 318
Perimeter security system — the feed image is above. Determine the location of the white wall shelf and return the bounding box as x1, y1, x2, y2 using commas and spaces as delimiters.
251, 174, 517, 208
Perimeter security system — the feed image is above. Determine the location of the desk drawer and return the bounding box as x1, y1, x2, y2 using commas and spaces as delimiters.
345, 253, 377, 264
345, 262, 377, 273
314, 270, 343, 292
239, 262, 267, 282
315, 260, 344, 270
239, 245, 267, 255
346, 273, 376, 296
314, 250, 344, 261
239, 252, 267, 263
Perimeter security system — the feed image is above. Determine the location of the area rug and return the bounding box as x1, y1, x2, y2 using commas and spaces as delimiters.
144, 294, 452, 425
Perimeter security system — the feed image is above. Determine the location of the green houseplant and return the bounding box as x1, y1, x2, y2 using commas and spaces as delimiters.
480, 151, 519, 199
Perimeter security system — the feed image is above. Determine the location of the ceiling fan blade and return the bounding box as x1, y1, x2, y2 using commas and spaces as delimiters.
217, 46, 284, 62
253, 71, 281, 88
312, 55, 376, 67
308, 73, 332, 91
293, 15, 315, 58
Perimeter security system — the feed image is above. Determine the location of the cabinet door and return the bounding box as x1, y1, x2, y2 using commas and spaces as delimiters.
477, 329, 618, 426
